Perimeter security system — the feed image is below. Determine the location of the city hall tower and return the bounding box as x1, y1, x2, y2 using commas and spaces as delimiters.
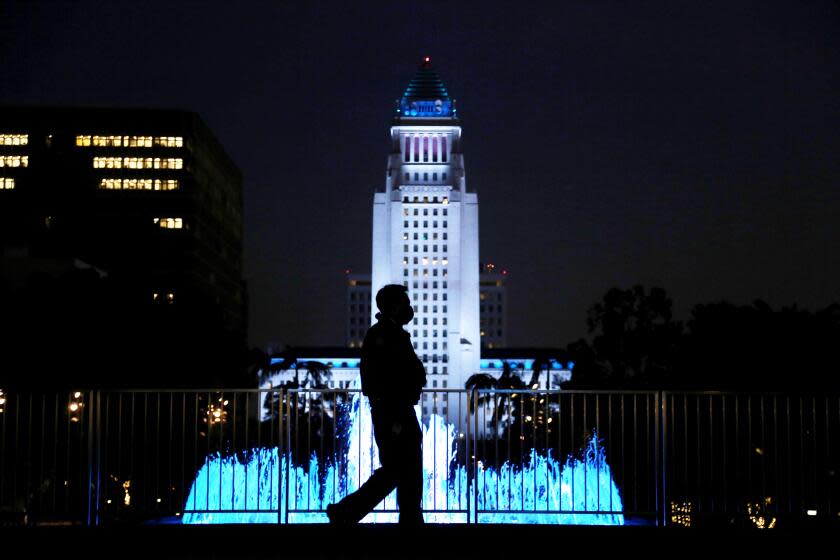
371, 57, 480, 422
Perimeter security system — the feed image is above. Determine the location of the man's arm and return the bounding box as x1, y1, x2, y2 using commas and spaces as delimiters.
360, 326, 388, 400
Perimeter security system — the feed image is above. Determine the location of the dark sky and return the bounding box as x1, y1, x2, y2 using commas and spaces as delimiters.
3, 1, 839, 349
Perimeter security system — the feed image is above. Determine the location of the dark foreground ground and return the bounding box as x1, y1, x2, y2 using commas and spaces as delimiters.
2, 522, 837, 559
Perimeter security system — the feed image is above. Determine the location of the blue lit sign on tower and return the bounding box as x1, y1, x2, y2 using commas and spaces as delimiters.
396, 56, 456, 118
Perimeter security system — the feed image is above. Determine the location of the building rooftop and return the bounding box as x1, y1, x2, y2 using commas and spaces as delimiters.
397, 57, 455, 118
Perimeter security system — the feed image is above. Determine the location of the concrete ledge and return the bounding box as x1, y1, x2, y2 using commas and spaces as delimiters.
2, 523, 837, 559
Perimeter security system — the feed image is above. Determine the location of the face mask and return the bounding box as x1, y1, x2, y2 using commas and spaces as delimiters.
396, 303, 414, 325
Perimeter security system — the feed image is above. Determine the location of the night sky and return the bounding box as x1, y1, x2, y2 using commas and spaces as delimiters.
3, 1, 838, 350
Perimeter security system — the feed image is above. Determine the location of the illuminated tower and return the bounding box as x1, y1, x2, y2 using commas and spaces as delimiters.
371, 57, 480, 424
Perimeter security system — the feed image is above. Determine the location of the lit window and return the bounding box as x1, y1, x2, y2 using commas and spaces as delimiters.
93, 157, 121, 168
166, 292, 175, 304
442, 197, 449, 205
153, 217, 183, 229
0, 177, 14, 190
156, 179, 179, 191
1, 134, 28, 146
0, 155, 28, 168
93, 157, 182, 169
154, 136, 184, 148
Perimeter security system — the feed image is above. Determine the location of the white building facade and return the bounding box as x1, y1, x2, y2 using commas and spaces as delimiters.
371, 58, 480, 421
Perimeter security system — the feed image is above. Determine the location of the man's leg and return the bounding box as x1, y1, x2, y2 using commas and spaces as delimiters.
329, 409, 399, 523
396, 408, 424, 525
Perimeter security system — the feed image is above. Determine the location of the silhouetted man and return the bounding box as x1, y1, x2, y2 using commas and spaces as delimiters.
327, 284, 426, 525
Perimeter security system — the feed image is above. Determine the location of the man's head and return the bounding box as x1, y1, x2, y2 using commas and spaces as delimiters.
375, 284, 414, 325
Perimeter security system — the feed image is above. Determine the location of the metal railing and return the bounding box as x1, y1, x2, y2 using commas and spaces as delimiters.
0, 388, 837, 526
662, 392, 840, 528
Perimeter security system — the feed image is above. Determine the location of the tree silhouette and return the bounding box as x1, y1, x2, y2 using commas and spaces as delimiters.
565, 285, 683, 388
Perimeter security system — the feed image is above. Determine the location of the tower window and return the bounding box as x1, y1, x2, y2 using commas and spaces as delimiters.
423, 137, 429, 162
442, 137, 448, 162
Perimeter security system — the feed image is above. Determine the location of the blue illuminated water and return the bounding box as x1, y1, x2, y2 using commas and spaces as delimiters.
183, 388, 624, 525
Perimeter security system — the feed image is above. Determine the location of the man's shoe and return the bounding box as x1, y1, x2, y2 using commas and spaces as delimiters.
326, 503, 349, 525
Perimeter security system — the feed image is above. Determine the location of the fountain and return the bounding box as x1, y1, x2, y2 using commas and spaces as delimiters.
183, 387, 624, 525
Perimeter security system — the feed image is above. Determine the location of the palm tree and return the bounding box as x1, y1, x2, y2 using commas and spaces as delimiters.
465, 363, 525, 437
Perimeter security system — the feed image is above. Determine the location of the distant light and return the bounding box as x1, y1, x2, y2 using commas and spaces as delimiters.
501, 270, 507, 275
807, 509, 818, 516
424, 56, 430, 63
74, 392, 81, 398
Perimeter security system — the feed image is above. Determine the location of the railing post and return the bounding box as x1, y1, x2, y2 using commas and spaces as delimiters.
94, 390, 103, 526
465, 389, 471, 524
470, 388, 477, 524
658, 391, 668, 527
85, 390, 96, 526
284, 388, 291, 525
